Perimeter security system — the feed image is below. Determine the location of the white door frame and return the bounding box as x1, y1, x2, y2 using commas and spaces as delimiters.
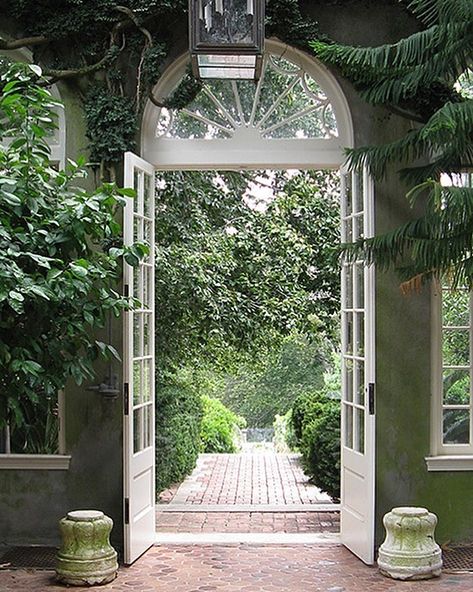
130, 40, 377, 565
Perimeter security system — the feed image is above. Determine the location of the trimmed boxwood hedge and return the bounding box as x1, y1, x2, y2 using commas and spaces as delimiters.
291, 389, 341, 501
155, 377, 203, 494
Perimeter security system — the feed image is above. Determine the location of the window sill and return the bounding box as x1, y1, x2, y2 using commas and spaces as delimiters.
0, 454, 71, 470
425, 455, 473, 472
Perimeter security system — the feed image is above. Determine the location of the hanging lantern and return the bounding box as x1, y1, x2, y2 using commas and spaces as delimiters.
189, 0, 265, 80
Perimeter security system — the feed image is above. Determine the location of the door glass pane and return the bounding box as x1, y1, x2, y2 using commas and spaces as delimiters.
143, 359, 151, 402
354, 360, 365, 406
354, 312, 364, 357
354, 172, 364, 214
353, 214, 364, 241
133, 265, 142, 306
344, 174, 352, 217
143, 314, 152, 356
443, 369, 470, 405
144, 173, 153, 218
144, 221, 153, 263
355, 407, 365, 453
443, 409, 470, 444
345, 404, 353, 449
133, 170, 140, 213
133, 408, 143, 453
344, 359, 353, 402
346, 315, 353, 355
344, 266, 353, 309
133, 314, 142, 358
143, 266, 150, 309
133, 360, 142, 405
355, 264, 365, 309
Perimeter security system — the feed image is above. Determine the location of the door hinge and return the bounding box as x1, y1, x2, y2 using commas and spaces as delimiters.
124, 498, 130, 525
124, 383, 129, 416
368, 383, 375, 415
124, 284, 129, 298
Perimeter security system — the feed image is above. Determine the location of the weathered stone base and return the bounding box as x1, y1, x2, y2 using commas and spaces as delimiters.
378, 551, 442, 581
56, 551, 118, 586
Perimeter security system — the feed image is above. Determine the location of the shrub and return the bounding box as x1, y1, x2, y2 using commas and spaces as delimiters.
291, 389, 330, 443
200, 396, 246, 453
291, 388, 341, 501
155, 374, 203, 493
299, 400, 341, 501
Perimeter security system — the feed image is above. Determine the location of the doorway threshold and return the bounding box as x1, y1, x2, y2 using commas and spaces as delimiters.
159, 503, 340, 513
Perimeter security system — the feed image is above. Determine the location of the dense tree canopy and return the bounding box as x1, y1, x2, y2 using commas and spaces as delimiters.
154, 169, 340, 374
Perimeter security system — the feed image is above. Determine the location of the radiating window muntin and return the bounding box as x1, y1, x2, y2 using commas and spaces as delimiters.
156, 53, 338, 141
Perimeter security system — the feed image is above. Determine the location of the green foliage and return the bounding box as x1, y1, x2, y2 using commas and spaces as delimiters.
0, 62, 141, 432
200, 395, 246, 454
273, 410, 297, 453
154, 169, 340, 372
311, 0, 473, 287
290, 361, 342, 500
222, 331, 333, 428
299, 400, 341, 501
155, 370, 203, 493
266, 0, 319, 50
84, 87, 137, 164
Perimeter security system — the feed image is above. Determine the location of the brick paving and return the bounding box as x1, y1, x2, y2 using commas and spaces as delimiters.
156, 511, 340, 533
1, 544, 472, 591
167, 453, 332, 506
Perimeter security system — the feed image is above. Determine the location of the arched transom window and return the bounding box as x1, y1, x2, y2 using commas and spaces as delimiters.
142, 40, 353, 170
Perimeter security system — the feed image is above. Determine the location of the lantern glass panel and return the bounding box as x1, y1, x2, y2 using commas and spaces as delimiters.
197, 0, 256, 47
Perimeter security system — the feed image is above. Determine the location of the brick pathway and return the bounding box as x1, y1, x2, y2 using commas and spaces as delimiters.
166, 453, 332, 506
2, 544, 472, 591
156, 511, 340, 533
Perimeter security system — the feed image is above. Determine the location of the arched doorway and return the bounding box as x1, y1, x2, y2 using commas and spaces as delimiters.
123, 39, 375, 566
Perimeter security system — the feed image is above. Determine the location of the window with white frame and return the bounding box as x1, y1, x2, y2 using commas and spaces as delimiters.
0, 52, 69, 469
428, 173, 473, 470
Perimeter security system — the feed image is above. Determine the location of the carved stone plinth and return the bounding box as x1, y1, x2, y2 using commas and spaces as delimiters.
56, 510, 118, 586
378, 507, 442, 580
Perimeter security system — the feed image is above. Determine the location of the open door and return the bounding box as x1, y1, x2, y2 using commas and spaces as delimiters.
340, 168, 376, 564
123, 152, 156, 565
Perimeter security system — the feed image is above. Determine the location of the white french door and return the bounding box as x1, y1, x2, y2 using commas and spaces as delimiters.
340, 168, 376, 564
123, 152, 156, 565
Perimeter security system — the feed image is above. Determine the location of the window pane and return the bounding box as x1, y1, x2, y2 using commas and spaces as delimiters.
443, 289, 469, 327
443, 369, 470, 405
144, 173, 152, 218
443, 409, 470, 444
133, 170, 140, 213
443, 329, 470, 366
143, 314, 152, 356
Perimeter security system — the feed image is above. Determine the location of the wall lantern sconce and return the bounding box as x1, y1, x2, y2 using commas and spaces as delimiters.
189, 0, 265, 81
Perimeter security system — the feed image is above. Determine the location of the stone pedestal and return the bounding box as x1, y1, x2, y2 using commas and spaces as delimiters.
56, 510, 118, 586
378, 507, 442, 580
